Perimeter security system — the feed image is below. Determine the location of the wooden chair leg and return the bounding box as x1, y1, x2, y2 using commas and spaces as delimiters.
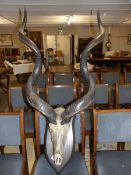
0, 146, 4, 154
117, 142, 125, 150
89, 132, 94, 175
19, 145, 22, 154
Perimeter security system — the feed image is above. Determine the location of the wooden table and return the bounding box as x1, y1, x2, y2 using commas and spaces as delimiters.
49, 65, 74, 73
4, 60, 36, 75
89, 57, 131, 66
89, 57, 131, 72
4, 59, 45, 82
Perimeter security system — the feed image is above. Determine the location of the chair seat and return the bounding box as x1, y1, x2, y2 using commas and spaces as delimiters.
0, 154, 23, 175
34, 152, 88, 175
96, 151, 131, 175
25, 111, 34, 134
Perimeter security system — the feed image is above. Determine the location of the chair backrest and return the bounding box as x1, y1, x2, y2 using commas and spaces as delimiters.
0, 110, 26, 155
116, 83, 131, 108
124, 72, 131, 83
34, 73, 50, 88
93, 109, 131, 154
35, 110, 86, 157
9, 86, 38, 109
46, 85, 77, 106
82, 84, 111, 108
94, 84, 111, 106
101, 71, 120, 84
53, 72, 76, 85
78, 71, 99, 85
9, 86, 28, 109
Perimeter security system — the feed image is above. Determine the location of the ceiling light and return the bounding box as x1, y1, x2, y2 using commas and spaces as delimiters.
67, 15, 73, 25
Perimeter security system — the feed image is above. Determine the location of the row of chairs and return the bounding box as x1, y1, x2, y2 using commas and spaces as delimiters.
52, 70, 131, 85
0, 109, 87, 175
6, 83, 110, 175
3, 70, 131, 175
8, 82, 131, 147
33, 71, 131, 108
1, 101, 131, 174
0, 87, 88, 175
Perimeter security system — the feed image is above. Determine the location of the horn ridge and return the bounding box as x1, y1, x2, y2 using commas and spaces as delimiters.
19, 9, 57, 124
61, 10, 104, 124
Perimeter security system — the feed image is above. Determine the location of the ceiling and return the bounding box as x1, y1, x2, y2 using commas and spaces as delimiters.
0, 0, 130, 27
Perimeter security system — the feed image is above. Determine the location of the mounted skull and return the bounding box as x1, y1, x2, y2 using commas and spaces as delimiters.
48, 107, 70, 166
19, 9, 105, 173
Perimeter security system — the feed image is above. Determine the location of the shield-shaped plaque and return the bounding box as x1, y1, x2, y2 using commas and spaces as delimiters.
45, 119, 74, 173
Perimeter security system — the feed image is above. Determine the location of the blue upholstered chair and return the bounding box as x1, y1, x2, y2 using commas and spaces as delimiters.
100, 71, 121, 107
100, 71, 120, 85
82, 84, 111, 173
32, 110, 88, 175
78, 71, 99, 85
94, 84, 111, 109
116, 83, 131, 108
0, 110, 28, 175
115, 83, 131, 150
93, 109, 131, 175
34, 74, 49, 88
9, 86, 36, 153
124, 71, 131, 83
82, 84, 111, 133
46, 85, 77, 107
53, 73, 77, 85
34, 73, 52, 101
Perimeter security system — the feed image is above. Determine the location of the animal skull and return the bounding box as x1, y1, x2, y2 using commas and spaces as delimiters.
49, 107, 70, 166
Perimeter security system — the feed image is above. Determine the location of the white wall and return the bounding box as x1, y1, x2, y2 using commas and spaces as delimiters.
27, 25, 131, 54
103, 26, 131, 53
0, 27, 25, 55
0, 25, 130, 59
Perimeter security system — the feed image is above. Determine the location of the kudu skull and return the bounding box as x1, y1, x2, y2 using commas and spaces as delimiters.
19, 8, 104, 173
